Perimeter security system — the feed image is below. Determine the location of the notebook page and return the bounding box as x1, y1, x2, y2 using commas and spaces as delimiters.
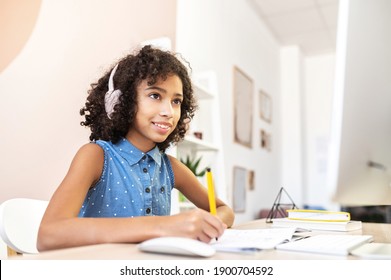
210, 228, 297, 253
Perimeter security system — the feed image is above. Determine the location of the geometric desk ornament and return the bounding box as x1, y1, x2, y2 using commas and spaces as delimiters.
266, 187, 298, 223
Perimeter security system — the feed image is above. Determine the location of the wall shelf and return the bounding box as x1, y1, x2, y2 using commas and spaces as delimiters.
180, 135, 219, 151
193, 83, 214, 99
171, 70, 225, 214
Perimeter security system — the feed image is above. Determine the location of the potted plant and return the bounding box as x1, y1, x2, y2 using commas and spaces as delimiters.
180, 155, 206, 177
179, 155, 206, 202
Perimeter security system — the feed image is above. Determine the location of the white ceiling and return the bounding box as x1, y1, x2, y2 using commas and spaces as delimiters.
248, 0, 339, 55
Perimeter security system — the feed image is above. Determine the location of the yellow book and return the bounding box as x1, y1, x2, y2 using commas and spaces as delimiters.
286, 209, 351, 222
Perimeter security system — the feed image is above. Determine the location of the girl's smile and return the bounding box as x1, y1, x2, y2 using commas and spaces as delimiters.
152, 121, 172, 132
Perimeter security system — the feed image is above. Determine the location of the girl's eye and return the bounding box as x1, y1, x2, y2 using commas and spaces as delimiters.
149, 93, 160, 100
173, 99, 183, 105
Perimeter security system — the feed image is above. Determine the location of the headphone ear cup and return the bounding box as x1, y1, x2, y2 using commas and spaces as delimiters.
104, 64, 121, 118
104, 89, 122, 119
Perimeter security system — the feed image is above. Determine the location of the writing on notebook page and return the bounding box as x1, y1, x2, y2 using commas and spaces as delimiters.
210, 228, 297, 253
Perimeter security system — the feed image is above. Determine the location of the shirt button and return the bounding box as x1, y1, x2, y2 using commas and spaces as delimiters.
143, 168, 148, 173
146, 208, 151, 214
145, 187, 150, 193
160, 186, 165, 193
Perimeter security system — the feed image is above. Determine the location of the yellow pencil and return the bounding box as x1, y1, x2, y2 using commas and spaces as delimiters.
206, 167, 217, 215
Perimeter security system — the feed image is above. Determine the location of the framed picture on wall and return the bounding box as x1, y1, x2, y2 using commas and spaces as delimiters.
233, 66, 253, 148
248, 170, 255, 191
259, 90, 272, 123
233, 166, 247, 212
260, 129, 271, 151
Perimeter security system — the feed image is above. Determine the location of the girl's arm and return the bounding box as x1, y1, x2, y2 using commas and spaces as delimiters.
37, 144, 226, 251
169, 156, 235, 228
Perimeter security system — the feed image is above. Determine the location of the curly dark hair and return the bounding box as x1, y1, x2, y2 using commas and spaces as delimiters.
80, 45, 197, 152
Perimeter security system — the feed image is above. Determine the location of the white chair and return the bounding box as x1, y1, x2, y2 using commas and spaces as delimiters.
0, 198, 48, 256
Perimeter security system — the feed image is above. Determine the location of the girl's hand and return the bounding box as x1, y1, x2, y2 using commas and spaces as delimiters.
164, 208, 227, 243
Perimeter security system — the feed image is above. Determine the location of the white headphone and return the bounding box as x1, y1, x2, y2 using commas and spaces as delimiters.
104, 64, 122, 119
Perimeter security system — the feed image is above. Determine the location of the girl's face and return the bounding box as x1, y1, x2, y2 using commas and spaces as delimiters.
126, 74, 183, 152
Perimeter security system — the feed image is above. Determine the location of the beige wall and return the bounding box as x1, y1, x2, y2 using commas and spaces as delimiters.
0, 0, 176, 202
0, 0, 42, 73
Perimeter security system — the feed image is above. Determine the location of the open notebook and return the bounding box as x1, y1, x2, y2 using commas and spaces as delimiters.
276, 234, 373, 256
210, 228, 304, 253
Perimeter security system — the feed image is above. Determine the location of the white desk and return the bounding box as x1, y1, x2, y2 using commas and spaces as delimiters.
9, 219, 391, 260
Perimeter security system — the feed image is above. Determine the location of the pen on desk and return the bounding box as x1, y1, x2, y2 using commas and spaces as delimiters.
206, 167, 218, 241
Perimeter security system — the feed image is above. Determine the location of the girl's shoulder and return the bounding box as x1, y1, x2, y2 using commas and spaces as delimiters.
166, 154, 177, 164
76, 142, 105, 160
166, 154, 186, 172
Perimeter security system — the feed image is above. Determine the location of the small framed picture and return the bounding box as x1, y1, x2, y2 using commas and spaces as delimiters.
260, 129, 271, 151
248, 170, 255, 191
233, 166, 247, 213
259, 90, 272, 123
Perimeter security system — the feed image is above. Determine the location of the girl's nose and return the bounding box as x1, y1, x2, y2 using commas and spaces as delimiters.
160, 101, 174, 117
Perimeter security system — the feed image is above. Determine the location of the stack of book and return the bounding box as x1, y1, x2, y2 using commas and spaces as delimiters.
272, 209, 362, 232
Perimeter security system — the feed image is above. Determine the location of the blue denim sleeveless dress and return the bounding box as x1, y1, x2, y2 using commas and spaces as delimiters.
78, 138, 174, 217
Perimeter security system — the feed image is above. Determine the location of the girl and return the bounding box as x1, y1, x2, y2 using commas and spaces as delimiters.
37, 45, 234, 251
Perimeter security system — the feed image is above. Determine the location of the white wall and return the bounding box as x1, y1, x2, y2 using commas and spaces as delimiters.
280, 46, 305, 207
280, 49, 337, 211
304, 54, 336, 209
176, 0, 282, 224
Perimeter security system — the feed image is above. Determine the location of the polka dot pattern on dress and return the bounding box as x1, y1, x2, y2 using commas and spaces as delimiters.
78, 138, 174, 218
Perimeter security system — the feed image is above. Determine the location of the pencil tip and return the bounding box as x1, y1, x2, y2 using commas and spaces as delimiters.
206, 167, 211, 172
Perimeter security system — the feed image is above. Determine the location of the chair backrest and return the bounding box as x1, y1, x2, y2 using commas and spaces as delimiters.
0, 198, 48, 255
